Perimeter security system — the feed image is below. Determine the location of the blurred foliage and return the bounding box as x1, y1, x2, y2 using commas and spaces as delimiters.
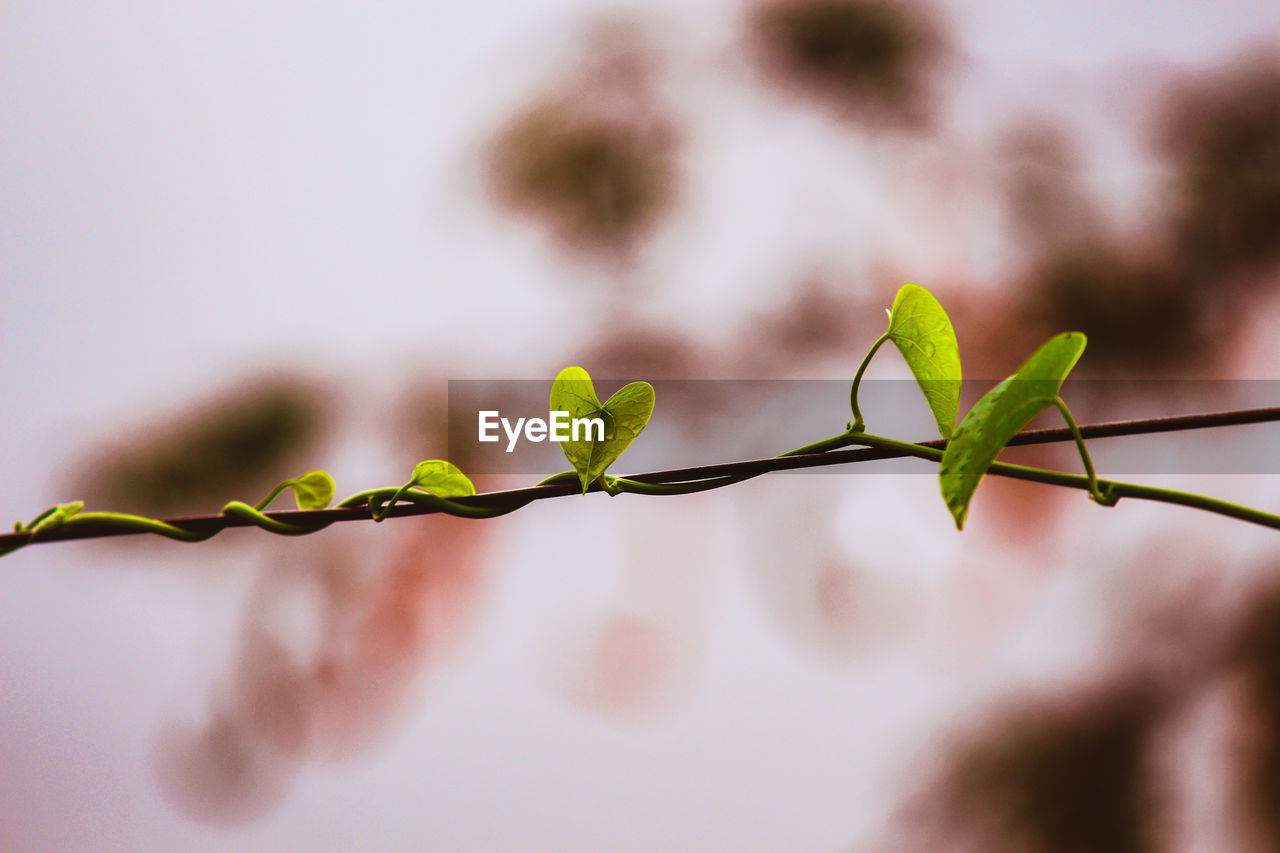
745, 281, 872, 369
932, 687, 1161, 853
729, 280, 884, 382
997, 121, 1102, 255
990, 118, 1220, 375
399, 384, 476, 476
491, 103, 677, 253
1018, 244, 1212, 373
578, 322, 705, 379
1225, 583, 1280, 848
996, 52, 1280, 375
1155, 53, 1280, 282
76, 377, 328, 516
747, 0, 949, 128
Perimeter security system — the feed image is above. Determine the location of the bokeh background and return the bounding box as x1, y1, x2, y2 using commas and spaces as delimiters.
4, 0, 1280, 850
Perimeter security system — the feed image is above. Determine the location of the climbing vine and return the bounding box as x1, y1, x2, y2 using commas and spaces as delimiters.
6, 283, 1280, 559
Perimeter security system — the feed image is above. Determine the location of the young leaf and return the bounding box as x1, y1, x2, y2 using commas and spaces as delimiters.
368, 460, 474, 522
18, 502, 85, 535
939, 332, 1087, 529
885, 283, 961, 439
406, 460, 475, 498
549, 366, 655, 494
289, 470, 335, 510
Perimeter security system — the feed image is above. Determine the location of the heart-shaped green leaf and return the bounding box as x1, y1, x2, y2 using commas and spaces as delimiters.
549, 366, 655, 494
406, 460, 475, 498
289, 470, 336, 510
940, 332, 1086, 529
886, 283, 962, 439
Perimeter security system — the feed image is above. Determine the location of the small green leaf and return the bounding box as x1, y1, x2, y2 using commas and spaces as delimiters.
885, 283, 962, 439
289, 470, 335, 510
29, 501, 85, 534
407, 460, 475, 498
549, 366, 655, 494
939, 332, 1087, 529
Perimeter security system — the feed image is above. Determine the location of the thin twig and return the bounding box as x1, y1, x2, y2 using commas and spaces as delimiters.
3, 406, 1278, 551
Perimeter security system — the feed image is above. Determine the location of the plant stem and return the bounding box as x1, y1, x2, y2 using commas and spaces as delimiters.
536, 471, 581, 486
369, 481, 414, 522
849, 332, 891, 433
336, 488, 398, 516
340, 487, 529, 519
851, 432, 1280, 531
253, 481, 293, 512
779, 431, 861, 457
1053, 397, 1116, 505
9, 407, 1280, 556
57, 512, 220, 542
221, 502, 330, 535
608, 474, 758, 496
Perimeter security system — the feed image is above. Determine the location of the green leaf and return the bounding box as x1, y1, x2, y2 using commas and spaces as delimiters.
407, 460, 475, 498
549, 366, 655, 494
29, 502, 84, 534
289, 470, 335, 510
885, 283, 962, 439
939, 332, 1087, 529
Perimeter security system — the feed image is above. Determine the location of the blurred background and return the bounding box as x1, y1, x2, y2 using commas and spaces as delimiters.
3, 0, 1280, 849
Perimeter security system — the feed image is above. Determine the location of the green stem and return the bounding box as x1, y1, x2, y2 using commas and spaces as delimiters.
1053, 397, 1117, 506
56, 512, 220, 543
221, 502, 329, 536
607, 474, 757, 496
337, 487, 397, 519
536, 471, 581, 486
253, 480, 293, 512
336, 488, 396, 508
19, 506, 62, 532
850, 432, 1280, 532
849, 332, 891, 433
779, 430, 860, 457
340, 487, 527, 520
370, 480, 415, 522
0, 478, 540, 558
